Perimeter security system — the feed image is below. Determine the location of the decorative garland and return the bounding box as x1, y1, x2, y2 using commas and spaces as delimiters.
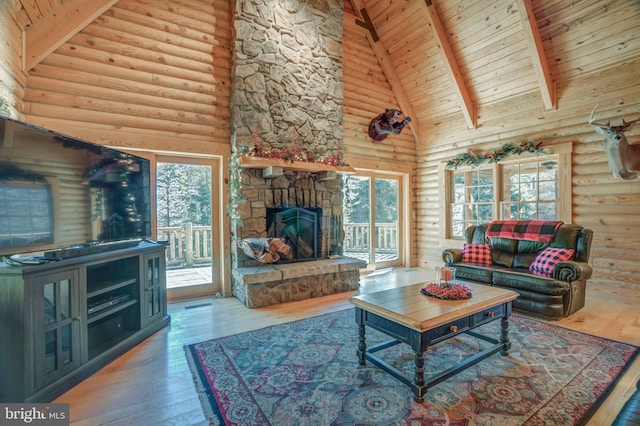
446, 140, 546, 169
248, 143, 348, 167
227, 143, 250, 229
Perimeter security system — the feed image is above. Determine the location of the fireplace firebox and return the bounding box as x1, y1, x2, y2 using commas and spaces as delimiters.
266, 207, 322, 263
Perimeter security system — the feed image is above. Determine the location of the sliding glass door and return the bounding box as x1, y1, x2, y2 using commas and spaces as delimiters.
155, 155, 222, 300
343, 172, 404, 269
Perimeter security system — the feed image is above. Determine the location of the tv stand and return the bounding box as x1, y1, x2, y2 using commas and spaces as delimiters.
0, 241, 170, 402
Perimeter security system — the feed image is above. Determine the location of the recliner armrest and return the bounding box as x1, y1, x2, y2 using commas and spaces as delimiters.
442, 248, 463, 264
554, 261, 593, 282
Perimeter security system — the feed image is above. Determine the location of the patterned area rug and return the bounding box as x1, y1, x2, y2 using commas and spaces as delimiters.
185, 309, 638, 425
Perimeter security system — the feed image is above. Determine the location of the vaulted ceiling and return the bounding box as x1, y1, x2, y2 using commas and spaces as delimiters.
17, 0, 640, 140
349, 0, 640, 140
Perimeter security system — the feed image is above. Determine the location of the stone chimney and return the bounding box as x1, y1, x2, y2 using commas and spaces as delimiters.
230, 0, 344, 152
229, 0, 345, 268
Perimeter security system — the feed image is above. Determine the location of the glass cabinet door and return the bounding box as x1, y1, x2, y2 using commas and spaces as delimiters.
32, 269, 82, 390
142, 253, 166, 326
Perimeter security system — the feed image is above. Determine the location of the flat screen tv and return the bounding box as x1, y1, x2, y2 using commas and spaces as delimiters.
0, 116, 152, 258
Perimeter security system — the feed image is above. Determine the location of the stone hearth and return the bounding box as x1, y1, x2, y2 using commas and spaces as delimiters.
233, 257, 365, 308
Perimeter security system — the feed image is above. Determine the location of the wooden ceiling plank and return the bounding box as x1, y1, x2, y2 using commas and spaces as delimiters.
421, 0, 476, 129
515, 0, 556, 110
24, 0, 119, 70
349, 0, 421, 141
21, 0, 44, 24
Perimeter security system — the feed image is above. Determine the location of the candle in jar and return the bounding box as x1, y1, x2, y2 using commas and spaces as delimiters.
441, 268, 452, 281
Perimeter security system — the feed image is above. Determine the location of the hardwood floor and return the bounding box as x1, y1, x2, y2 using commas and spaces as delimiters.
54, 267, 640, 425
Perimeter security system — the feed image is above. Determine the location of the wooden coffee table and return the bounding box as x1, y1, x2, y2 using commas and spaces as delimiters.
349, 281, 518, 402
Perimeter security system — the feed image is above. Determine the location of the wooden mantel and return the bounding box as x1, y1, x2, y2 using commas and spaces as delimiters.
239, 156, 355, 178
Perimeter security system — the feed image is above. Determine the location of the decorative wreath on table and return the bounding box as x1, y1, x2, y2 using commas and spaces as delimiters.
421, 282, 472, 300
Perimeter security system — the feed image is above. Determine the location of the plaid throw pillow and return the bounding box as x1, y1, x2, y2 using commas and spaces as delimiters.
462, 243, 492, 265
529, 247, 574, 276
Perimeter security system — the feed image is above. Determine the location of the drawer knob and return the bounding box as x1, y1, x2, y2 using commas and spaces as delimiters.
449, 325, 458, 332
487, 311, 495, 318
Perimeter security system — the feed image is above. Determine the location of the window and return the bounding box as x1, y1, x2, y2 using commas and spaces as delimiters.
451, 168, 495, 237
0, 181, 53, 248
501, 161, 558, 220
440, 144, 571, 240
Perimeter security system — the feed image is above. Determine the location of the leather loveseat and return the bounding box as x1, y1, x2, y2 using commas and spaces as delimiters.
442, 221, 593, 320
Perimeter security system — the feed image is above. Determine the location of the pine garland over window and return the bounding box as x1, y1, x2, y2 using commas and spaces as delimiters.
446, 140, 546, 169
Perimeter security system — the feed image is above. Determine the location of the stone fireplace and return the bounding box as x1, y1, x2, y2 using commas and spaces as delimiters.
229, 0, 364, 308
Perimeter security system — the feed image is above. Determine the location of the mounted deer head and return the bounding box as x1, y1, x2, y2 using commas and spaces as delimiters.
589, 104, 640, 180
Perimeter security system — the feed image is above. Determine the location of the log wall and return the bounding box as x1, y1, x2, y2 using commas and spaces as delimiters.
21, 0, 233, 157
415, 68, 640, 293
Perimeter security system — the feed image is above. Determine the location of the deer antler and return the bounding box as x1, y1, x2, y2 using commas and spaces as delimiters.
588, 104, 611, 128
621, 103, 640, 130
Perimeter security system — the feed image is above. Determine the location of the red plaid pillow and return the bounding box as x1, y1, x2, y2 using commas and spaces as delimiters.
529, 247, 574, 276
462, 243, 492, 265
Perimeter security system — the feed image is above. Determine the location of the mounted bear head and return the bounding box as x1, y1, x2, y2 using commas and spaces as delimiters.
368, 109, 411, 142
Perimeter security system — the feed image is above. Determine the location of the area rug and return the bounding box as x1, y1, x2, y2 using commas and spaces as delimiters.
184, 309, 638, 425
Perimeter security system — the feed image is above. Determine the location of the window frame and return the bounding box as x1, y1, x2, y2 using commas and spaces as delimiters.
438, 142, 572, 241
0, 180, 54, 249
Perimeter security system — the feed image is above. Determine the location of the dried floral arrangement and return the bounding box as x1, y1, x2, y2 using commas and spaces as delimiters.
421, 282, 473, 300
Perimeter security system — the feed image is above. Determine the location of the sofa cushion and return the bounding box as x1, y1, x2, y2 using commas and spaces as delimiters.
493, 269, 571, 295
529, 247, 575, 276
462, 243, 492, 265
450, 263, 493, 283
487, 238, 517, 267
492, 250, 514, 267
516, 239, 548, 254
551, 224, 582, 250
513, 253, 539, 269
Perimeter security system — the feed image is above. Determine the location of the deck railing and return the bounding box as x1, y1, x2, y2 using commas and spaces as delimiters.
158, 222, 398, 266
343, 222, 398, 254
158, 223, 212, 267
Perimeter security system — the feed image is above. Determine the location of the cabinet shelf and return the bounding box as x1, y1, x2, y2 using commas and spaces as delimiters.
88, 330, 137, 360
87, 299, 137, 324
87, 278, 137, 298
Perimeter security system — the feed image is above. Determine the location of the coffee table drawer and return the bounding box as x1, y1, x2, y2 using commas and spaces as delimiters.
472, 304, 505, 326
429, 317, 470, 343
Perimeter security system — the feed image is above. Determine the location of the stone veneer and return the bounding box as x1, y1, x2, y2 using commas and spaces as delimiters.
233, 258, 365, 308
229, 0, 352, 307
230, 0, 344, 151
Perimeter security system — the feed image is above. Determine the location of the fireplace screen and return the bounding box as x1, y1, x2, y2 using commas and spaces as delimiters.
266, 207, 321, 263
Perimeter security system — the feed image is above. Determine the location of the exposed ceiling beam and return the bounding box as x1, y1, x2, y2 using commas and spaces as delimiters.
421, 0, 476, 129
349, 0, 420, 142
354, 7, 379, 42
515, 0, 556, 110
24, 0, 119, 71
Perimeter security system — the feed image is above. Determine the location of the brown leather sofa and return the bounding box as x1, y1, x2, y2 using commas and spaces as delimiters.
442, 223, 593, 320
